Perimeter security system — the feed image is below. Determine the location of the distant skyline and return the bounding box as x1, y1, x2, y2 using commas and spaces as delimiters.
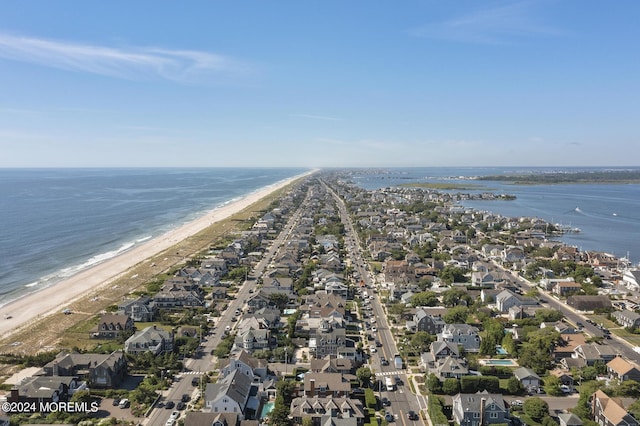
0, 1, 638, 168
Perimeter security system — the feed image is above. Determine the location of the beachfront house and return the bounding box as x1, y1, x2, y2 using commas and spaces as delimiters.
124, 325, 173, 355
42, 350, 127, 388
117, 295, 155, 322
90, 313, 134, 339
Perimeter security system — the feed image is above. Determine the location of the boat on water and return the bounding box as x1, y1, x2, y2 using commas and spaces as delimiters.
554, 223, 581, 234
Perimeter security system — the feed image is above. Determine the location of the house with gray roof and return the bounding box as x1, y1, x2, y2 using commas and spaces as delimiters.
220, 350, 268, 380
495, 289, 538, 313
433, 356, 469, 381
414, 309, 446, 334
124, 325, 173, 355
513, 367, 541, 393
8, 376, 84, 405
304, 373, 352, 398
42, 350, 127, 388
439, 324, 481, 353
204, 369, 258, 419
117, 295, 155, 322
452, 391, 509, 426
290, 396, 365, 426
612, 310, 640, 329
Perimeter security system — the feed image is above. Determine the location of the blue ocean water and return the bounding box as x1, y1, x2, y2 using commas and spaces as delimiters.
350, 167, 640, 265
0, 168, 307, 306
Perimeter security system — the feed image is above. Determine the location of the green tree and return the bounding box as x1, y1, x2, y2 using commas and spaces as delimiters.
268, 292, 290, 310
443, 306, 470, 324
410, 331, 434, 353
615, 380, 640, 397
544, 375, 562, 396
441, 288, 473, 307
523, 397, 549, 422
356, 366, 372, 387
535, 308, 564, 323
442, 378, 460, 395
507, 377, 523, 395
439, 266, 469, 285
427, 373, 442, 393
269, 394, 291, 426
411, 291, 439, 307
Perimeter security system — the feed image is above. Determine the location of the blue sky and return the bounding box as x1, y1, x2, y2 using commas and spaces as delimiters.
0, 1, 638, 167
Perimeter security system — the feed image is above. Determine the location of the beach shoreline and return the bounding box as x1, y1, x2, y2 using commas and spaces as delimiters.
0, 170, 314, 341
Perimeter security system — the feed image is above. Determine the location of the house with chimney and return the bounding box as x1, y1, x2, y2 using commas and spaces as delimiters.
117, 295, 155, 322
607, 357, 640, 382
289, 396, 366, 426
124, 325, 173, 355
219, 350, 268, 380
452, 391, 509, 426
413, 309, 446, 334
42, 350, 127, 388
612, 310, 640, 329
304, 373, 352, 398
439, 324, 481, 353
592, 389, 639, 426
204, 369, 259, 420
90, 313, 134, 339
8, 376, 84, 405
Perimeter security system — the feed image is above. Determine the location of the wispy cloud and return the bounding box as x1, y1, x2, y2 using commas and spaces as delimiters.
290, 114, 343, 121
409, 1, 565, 45
0, 32, 246, 83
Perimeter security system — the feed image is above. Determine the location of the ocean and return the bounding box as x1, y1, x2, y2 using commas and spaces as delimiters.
349, 167, 640, 265
0, 168, 307, 306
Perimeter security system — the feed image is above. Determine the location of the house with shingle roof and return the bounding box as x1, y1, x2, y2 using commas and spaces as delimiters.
592, 389, 639, 426
90, 313, 134, 339
612, 310, 640, 329
513, 367, 541, 392
607, 357, 640, 382
204, 369, 257, 419
124, 325, 173, 355
558, 413, 583, 426
42, 350, 127, 388
219, 350, 268, 380
304, 373, 352, 398
452, 391, 509, 426
439, 324, 481, 353
573, 343, 618, 366
290, 396, 365, 426
8, 376, 83, 404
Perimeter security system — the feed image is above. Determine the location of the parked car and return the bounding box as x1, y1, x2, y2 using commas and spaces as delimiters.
385, 412, 395, 422
112, 398, 121, 406
381, 397, 391, 406
181, 394, 190, 402
118, 398, 130, 409
165, 401, 175, 409
407, 410, 419, 421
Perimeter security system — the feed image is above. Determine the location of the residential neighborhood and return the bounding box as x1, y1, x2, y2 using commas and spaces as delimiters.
2, 170, 640, 426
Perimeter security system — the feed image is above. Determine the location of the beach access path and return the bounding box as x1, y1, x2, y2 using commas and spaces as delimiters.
0, 170, 314, 340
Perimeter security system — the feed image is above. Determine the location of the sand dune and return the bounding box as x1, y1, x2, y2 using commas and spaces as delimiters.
0, 171, 313, 339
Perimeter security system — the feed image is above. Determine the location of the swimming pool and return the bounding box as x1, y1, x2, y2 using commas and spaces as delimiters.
480, 359, 518, 367
495, 345, 508, 355
260, 401, 275, 419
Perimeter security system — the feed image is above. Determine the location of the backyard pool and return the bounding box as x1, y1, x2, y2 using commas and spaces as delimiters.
480, 359, 519, 367
260, 401, 275, 419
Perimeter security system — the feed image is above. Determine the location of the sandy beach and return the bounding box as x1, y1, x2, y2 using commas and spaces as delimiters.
0, 171, 313, 340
